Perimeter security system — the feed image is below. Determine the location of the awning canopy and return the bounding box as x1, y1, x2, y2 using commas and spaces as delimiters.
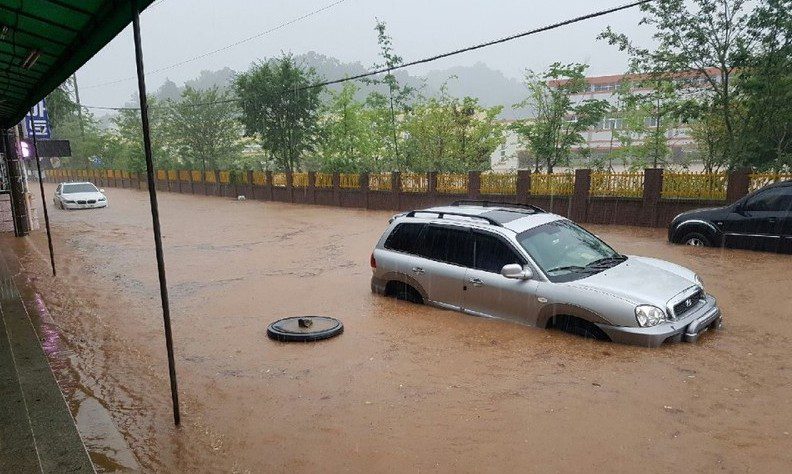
0, 0, 155, 128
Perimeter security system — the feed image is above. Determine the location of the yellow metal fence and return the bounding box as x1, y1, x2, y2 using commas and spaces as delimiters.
272, 172, 287, 187
339, 173, 360, 189
590, 172, 644, 198
749, 173, 792, 192
293, 172, 309, 188
401, 173, 428, 193
480, 173, 516, 195
315, 173, 333, 188
58, 169, 790, 202
368, 173, 392, 191
531, 173, 575, 196
436, 173, 468, 194
662, 172, 727, 200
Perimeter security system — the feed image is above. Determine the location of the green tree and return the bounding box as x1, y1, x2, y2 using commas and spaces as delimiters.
599, 0, 753, 166
364, 20, 416, 170
737, 0, 792, 170
402, 85, 503, 172
317, 83, 378, 172
511, 63, 608, 173
45, 79, 80, 131
164, 86, 243, 172
235, 54, 322, 171
111, 96, 173, 172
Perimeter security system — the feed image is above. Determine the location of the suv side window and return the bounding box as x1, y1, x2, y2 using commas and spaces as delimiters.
743, 187, 792, 212
416, 225, 473, 267
473, 232, 523, 273
384, 223, 425, 254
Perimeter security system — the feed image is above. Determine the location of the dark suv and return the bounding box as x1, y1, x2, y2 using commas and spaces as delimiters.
668, 180, 792, 253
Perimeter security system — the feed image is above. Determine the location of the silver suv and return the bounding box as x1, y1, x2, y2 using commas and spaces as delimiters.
370, 201, 722, 347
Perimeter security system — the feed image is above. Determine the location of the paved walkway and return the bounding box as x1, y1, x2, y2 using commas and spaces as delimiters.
0, 236, 94, 473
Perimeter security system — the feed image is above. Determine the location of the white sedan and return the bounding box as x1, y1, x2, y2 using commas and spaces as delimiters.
53, 182, 108, 210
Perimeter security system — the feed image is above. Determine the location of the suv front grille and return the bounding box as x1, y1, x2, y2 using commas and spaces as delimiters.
672, 289, 704, 318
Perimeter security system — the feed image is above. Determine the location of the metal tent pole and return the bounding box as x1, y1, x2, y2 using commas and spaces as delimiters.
131, 0, 180, 426
28, 109, 56, 277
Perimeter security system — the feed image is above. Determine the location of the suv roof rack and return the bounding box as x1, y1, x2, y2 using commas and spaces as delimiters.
405, 210, 503, 227
451, 200, 545, 213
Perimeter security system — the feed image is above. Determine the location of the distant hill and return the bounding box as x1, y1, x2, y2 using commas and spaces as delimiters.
150, 52, 531, 119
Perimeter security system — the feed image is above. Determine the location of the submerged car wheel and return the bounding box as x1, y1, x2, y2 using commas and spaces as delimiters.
548, 315, 610, 341
386, 281, 423, 304
681, 232, 711, 247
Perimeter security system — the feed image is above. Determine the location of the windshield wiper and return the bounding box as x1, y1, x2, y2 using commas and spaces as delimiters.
546, 265, 592, 274
585, 255, 627, 269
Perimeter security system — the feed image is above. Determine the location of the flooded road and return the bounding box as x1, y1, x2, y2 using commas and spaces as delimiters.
15, 183, 792, 472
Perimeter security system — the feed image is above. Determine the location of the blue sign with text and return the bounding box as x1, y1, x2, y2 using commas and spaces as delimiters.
24, 99, 51, 139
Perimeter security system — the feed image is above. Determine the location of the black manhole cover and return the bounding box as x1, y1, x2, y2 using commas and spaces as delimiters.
267, 316, 343, 342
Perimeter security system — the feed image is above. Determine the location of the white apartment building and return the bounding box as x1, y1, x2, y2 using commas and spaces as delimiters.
491, 70, 713, 171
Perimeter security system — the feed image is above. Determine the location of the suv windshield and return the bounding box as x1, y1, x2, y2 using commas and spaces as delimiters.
63, 183, 98, 194
517, 220, 625, 282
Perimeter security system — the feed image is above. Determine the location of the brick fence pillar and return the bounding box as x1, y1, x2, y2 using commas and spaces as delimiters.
332, 172, 341, 206
360, 172, 370, 209
571, 169, 591, 222
726, 167, 751, 203
468, 171, 481, 200
286, 171, 294, 203
392, 172, 401, 210
265, 171, 273, 201
246, 170, 254, 199
642, 168, 663, 227
308, 171, 316, 204
517, 170, 531, 204
428, 171, 438, 203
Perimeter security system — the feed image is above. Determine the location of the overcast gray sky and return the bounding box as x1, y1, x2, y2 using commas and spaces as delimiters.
76, 0, 654, 109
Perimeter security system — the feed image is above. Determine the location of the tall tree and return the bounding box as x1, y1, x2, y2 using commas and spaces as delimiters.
737, 0, 792, 170
235, 54, 322, 171
164, 86, 243, 172
318, 83, 378, 172
402, 85, 503, 172
112, 96, 174, 172
511, 63, 608, 173
600, 0, 753, 166
365, 20, 416, 170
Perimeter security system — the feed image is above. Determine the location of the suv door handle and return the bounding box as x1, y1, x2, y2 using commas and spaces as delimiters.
411, 267, 425, 274
767, 217, 777, 223
468, 277, 484, 287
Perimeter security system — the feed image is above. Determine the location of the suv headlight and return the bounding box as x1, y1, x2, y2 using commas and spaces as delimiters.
635, 305, 668, 327
694, 273, 704, 289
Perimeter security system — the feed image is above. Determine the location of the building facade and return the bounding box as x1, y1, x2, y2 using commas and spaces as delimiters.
491, 70, 713, 171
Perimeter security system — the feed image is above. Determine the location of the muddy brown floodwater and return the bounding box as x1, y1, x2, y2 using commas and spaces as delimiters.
11, 183, 792, 472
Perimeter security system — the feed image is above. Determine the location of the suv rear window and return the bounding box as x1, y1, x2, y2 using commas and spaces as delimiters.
415, 226, 473, 267
384, 223, 425, 253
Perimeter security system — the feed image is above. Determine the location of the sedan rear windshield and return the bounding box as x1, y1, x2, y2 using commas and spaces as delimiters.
517, 220, 624, 282
63, 183, 98, 194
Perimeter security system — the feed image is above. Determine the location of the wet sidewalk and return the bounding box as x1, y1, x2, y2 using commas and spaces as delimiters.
0, 237, 94, 473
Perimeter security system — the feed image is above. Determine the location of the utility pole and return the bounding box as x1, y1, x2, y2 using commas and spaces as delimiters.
72, 73, 85, 138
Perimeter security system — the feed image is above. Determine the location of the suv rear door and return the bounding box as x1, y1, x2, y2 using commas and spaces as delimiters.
462, 231, 539, 322
413, 225, 473, 310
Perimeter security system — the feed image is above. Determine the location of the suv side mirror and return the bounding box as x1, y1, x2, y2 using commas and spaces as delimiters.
501, 264, 532, 280
99, 189, 105, 193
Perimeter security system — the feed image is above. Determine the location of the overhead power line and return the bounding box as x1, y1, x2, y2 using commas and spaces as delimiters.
82, 0, 655, 111
82, 0, 349, 89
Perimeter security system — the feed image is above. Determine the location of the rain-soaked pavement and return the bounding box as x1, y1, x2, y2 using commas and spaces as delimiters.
12, 183, 792, 472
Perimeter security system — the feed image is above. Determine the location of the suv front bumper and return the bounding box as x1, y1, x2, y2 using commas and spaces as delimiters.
596, 295, 722, 348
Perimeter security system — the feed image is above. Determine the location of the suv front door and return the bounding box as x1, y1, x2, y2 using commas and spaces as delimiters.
414, 225, 473, 310
462, 231, 538, 322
